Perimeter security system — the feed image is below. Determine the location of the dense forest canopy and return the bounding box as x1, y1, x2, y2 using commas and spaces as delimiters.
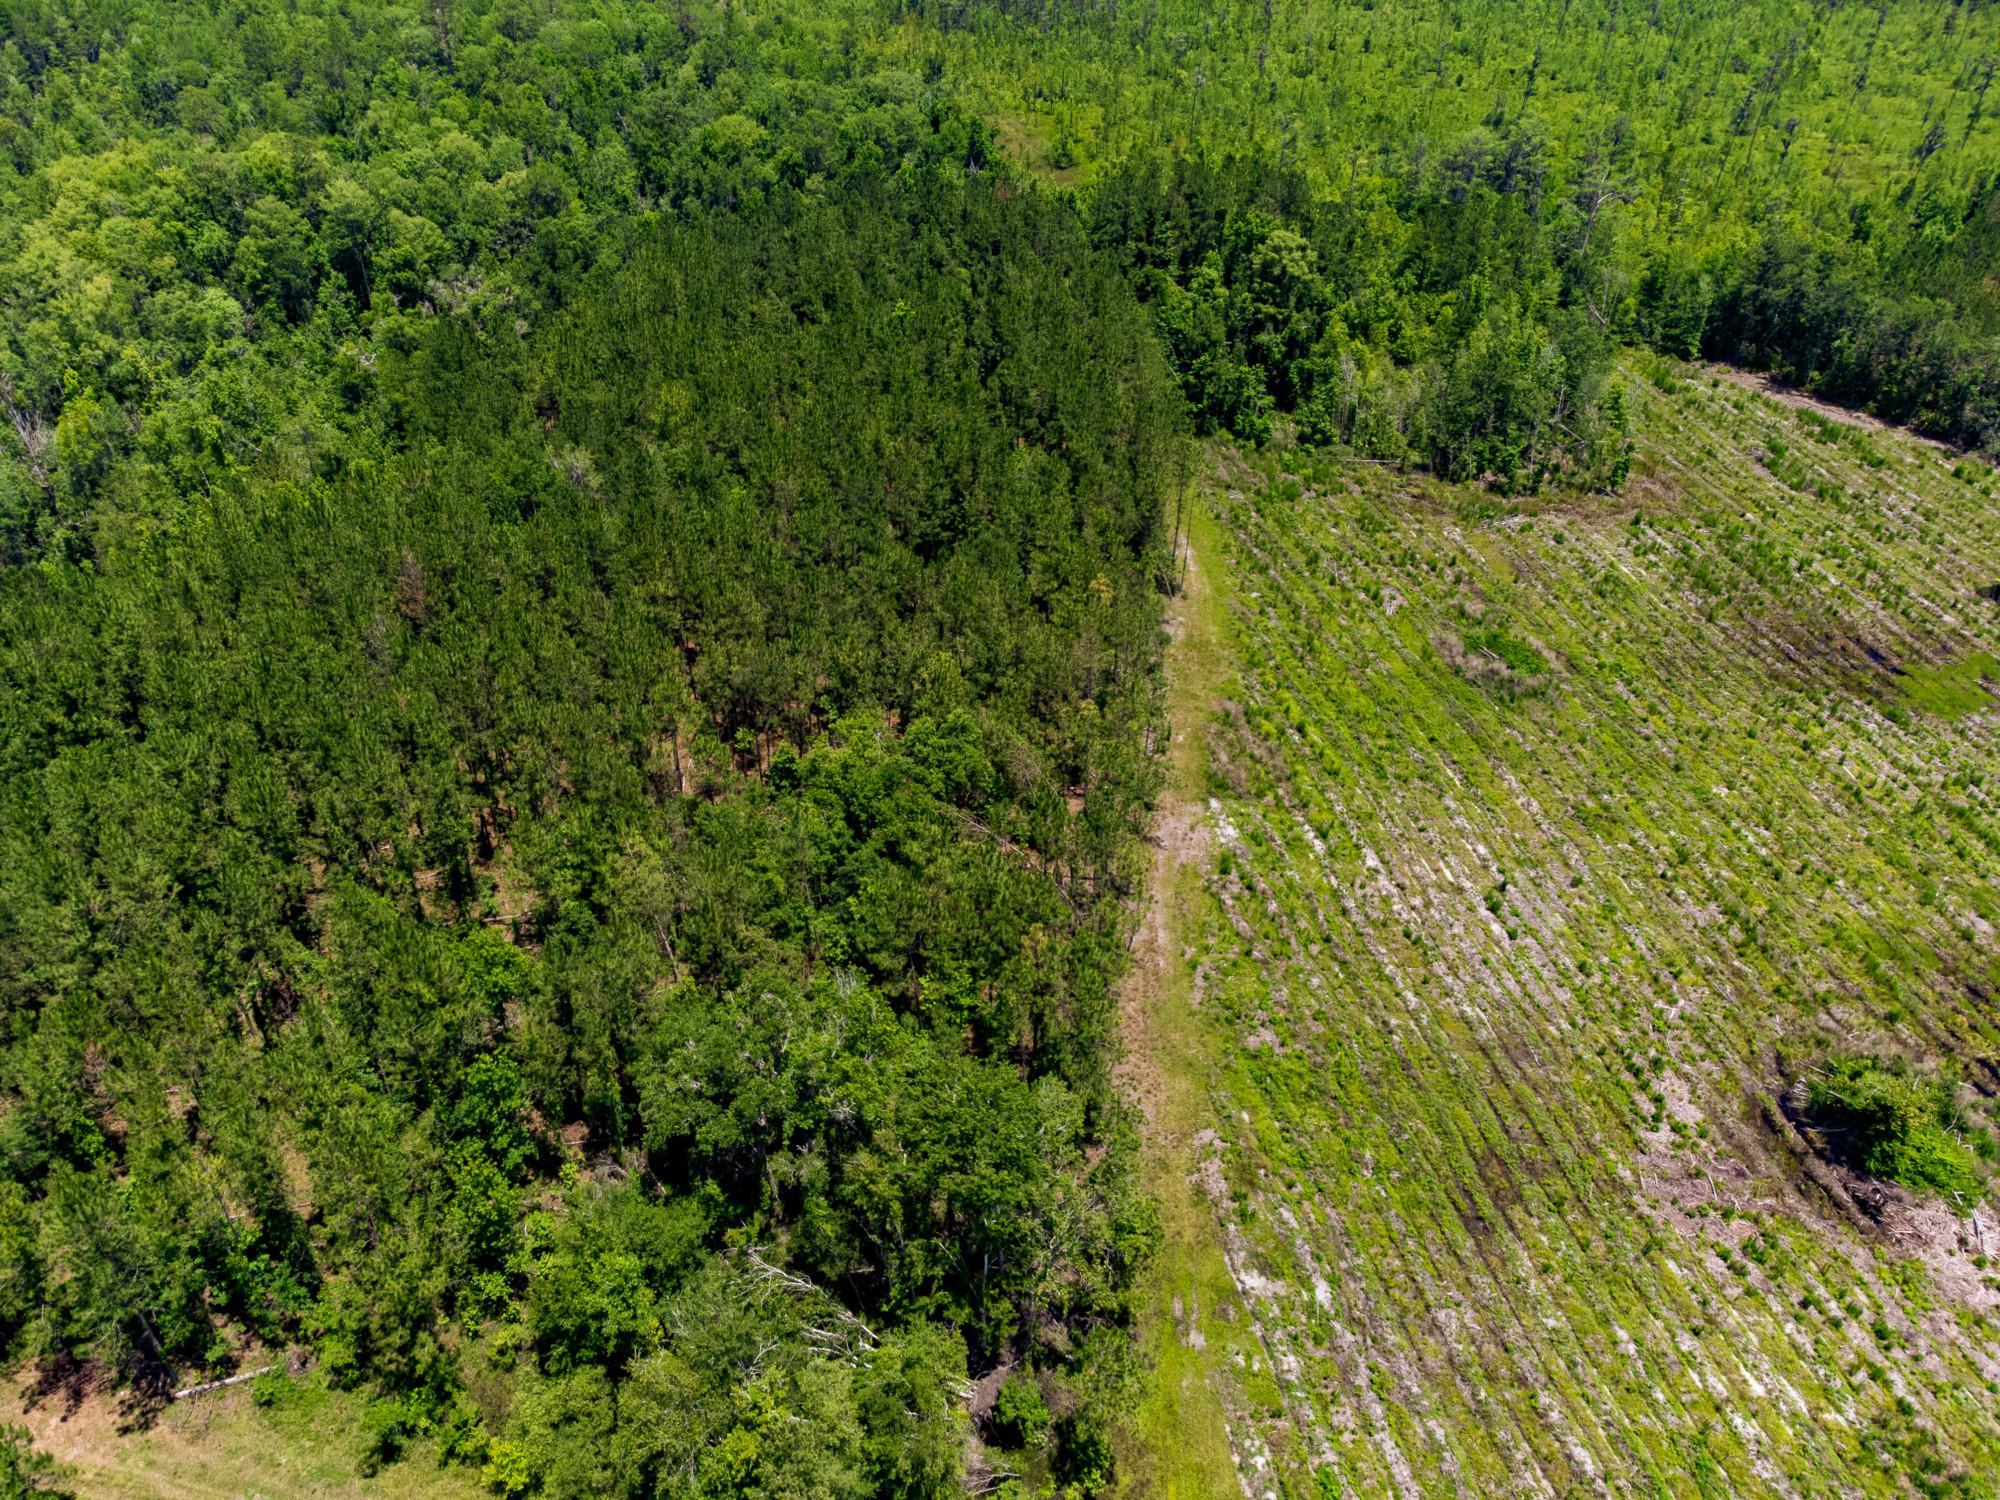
2, 147, 1182, 1489
905, 0, 2000, 445
0, 0, 1995, 1492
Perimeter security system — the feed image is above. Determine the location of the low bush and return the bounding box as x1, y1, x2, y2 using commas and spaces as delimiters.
1804, 1057, 1983, 1199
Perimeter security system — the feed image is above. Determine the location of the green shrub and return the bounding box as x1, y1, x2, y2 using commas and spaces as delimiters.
989, 1370, 1051, 1450
0, 1426, 73, 1499
1463, 628, 1550, 679
1805, 1058, 1983, 1199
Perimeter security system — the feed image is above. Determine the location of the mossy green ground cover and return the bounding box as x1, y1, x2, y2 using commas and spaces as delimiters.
1168, 366, 2000, 1495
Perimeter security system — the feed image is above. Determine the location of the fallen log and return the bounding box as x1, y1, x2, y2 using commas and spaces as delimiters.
173, 1365, 277, 1401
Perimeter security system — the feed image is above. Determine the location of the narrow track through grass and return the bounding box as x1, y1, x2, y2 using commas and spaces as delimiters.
1117, 501, 1255, 1500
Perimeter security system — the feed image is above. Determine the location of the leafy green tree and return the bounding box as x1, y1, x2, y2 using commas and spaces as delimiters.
854, 1321, 969, 1496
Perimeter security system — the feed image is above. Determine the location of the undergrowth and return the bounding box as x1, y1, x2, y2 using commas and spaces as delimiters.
1804, 1058, 1985, 1200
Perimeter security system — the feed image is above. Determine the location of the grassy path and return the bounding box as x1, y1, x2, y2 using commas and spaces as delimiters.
1117, 495, 1257, 1500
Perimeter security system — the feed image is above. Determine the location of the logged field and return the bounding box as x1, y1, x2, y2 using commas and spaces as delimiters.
1171, 365, 2000, 1496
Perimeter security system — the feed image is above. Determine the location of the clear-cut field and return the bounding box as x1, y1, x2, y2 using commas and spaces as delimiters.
1172, 364, 2000, 1495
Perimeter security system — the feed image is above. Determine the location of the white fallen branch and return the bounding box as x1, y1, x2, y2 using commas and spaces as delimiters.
173, 1364, 277, 1400
742, 1246, 880, 1356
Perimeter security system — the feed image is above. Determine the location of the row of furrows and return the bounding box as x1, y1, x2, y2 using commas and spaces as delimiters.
1208, 564, 1896, 1496
1231, 493, 1982, 1109
1635, 380, 2000, 652
1336, 508, 2000, 1424
1205, 707, 1844, 1493
1240, 462, 2000, 1252
1605, 388, 2000, 1041
1190, 391, 2000, 1494
1249, 421, 2000, 1068
1200, 600, 2000, 1496
1210, 597, 1821, 1490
